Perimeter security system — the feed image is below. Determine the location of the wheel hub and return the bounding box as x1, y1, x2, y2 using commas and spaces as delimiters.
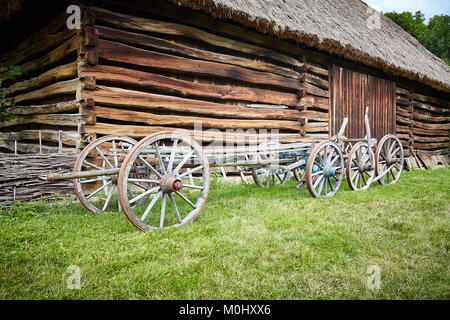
160, 174, 183, 193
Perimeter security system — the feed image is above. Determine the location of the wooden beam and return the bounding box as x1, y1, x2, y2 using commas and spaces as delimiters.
96, 26, 302, 80
304, 82, 329, 98
19, 35, 82, 76
413, 135, 449, 143
84, 122, 306, 143
3, 61, 79, 96
304, 74, 329, 90
92, 105, 302, 131
79, 64, 302, 107
413, 93, 448, 107
101, 0, 330, 65
298, 110, 329, 122
305, 122, 329, 133
0, 114, 84, 128
299, 96, 329, 111
412, 112, 450, 123
97, 40, 302, 91
413, 102, 450, 114
89, 6, 302, 67
82, 85, 302, 120
6, 100, 84, 115
11, 79, 81, 104
413, 141, 449, 150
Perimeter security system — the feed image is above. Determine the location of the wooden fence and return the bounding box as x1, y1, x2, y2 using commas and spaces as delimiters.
0, 152, 77, 208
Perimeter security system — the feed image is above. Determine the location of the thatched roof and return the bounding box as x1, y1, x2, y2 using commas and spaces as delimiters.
170, 0, 450, 93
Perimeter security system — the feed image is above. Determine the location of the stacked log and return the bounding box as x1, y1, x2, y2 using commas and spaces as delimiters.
396, 87, 449, 157
0, 11, 84, 153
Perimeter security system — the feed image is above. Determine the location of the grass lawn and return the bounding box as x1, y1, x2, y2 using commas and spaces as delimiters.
0, 169, 448, 299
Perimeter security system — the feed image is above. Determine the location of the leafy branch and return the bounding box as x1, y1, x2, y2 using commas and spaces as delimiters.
0, 65, 23, 122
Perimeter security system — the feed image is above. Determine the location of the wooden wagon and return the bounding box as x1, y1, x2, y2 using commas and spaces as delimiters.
47, 107, 404, 231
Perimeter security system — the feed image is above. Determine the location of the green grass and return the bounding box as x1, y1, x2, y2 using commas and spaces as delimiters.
0, 169, 449, 299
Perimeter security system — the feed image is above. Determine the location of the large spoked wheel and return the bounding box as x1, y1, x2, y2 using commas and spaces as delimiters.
118, 132, 210, 231
346, 142, 375, 191
73, 135, 137, 213
375, 134, 404, 185
306, 141, 344, 198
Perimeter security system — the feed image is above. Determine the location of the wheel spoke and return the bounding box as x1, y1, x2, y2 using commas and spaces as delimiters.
390, 146, 400, 158
317, 177, 324, 195
154, 142, 166, 175
86, 180, 112, 200
112, 140, 119, 168
178, 165, 203, 179
129, 181, 149, 191
83, 161, 102, 170
313, 175, 324, 189
80, 177, 111, 184
361, 173, 367, 186
182, 184, 204, 190
141, 191, 162, 221
160, 193, 167, 228
175, 191, 196, 208
127, 187, 135, 198
174, 150, 195, 174
351, 169, 358, 182
388, 140, 395, 155
138, 155, 162, 179
128, 178, 159, 184
102, 184, 116, 212
95, 147, 113, 169
168, 193, 182, 223
129, 186, 159, 205
330, 154, 339, 165
167, 139, 178, 173
276, 172, 283, 183
328, 177, 334, 191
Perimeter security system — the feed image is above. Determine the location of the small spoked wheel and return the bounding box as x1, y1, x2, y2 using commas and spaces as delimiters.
306, 141, 344, 198
292, 167, 306, 182
73, 135, 137, 213
251, 141, 289, 187
118, 132, 210, 231
346, 142, 375, 191
252, 167, 290, 187
375, 134, 404, 185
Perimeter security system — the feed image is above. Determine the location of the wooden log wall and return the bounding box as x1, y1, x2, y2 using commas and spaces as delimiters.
396, 86, 450, 157
76, 2, 331, 146
0, 10, 88, 153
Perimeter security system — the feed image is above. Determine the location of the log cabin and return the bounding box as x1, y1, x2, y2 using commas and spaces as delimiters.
0, 0, 449, 166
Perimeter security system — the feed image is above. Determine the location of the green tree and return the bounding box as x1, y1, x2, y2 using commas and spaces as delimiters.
0, 66, 22, 122
385, 11, 450, 65
423, 15, 450, 65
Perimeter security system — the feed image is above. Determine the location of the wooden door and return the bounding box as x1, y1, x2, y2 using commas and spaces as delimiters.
330, 65, 396, 141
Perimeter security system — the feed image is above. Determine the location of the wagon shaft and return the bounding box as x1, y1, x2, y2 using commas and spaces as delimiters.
47, 168, 121, 181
